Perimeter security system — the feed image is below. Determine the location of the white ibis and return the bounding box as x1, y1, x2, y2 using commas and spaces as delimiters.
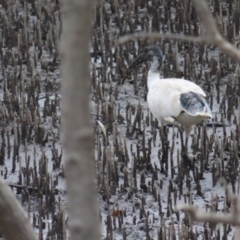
127, 45, 212, 162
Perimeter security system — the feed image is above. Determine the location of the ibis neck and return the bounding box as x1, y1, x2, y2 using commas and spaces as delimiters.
150, 56, 162, 73
147, 70, 161, 89
147, 57, 161, 89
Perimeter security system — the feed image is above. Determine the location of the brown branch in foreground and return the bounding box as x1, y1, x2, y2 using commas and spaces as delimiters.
0, 177, 37, 240
117, 0, 240, 65
61, 0, 100, 239
176, 204, 240, 226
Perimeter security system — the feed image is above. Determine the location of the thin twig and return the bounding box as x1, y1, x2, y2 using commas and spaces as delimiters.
38, 86, 60, 100
8, 183, 60, 195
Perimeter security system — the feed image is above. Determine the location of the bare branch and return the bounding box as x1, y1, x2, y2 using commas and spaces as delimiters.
215, 37, 240, 64
0, 177, 37, 240
176, 204, 240, 226
116, 32, 206, 46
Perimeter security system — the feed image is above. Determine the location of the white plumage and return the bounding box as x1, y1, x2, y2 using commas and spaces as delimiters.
128, 45, 212, 150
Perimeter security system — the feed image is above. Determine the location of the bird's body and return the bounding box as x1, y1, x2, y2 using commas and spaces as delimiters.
147, 76, 211, 135
127, 45, 212, 148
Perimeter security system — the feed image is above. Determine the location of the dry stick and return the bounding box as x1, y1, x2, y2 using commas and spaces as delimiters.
0, 176, 37, 240
116, 0, 240, 64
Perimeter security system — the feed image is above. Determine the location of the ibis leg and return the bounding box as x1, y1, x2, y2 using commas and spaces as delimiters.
179, 126, 193, 170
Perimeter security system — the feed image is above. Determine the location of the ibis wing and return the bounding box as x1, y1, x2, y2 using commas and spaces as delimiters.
179, 91, 211, 117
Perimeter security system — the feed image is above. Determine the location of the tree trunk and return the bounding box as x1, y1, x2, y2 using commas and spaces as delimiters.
61, 0, 100, 240
0, 177, 37, 240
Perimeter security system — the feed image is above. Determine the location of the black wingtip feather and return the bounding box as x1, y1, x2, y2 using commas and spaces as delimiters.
180, 91, 211, 116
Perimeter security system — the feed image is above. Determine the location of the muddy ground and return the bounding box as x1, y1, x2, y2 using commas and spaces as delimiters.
0, 0, 239, 239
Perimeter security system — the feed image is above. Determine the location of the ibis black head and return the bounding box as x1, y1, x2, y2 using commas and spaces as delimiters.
128, 45, 163, 70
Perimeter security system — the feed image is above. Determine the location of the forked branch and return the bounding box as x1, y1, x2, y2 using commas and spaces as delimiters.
117, 0, 240, 64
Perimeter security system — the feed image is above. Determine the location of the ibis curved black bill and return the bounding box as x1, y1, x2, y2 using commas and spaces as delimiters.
127, 53, 147, 71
